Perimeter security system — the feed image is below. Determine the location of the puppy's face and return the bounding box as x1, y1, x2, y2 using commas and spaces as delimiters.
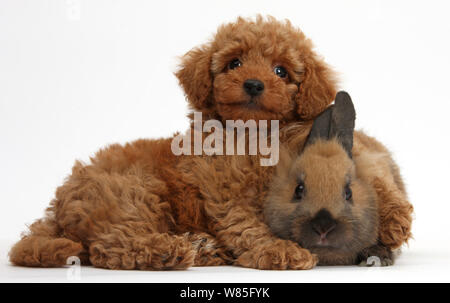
176, 16, 337, 123
211, 41, 301, 122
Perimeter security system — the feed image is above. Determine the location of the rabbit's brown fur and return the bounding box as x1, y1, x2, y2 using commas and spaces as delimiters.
264, 95, 407, 265
9, 17, 412, 270
9, 124, 411, 270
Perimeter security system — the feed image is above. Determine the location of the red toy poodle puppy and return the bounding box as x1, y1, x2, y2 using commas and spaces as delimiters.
9, 16, 412, 270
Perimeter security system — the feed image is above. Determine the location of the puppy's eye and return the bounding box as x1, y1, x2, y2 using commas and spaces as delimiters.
344, 184, 352, 201
228, 59, 242, 70
294, 181, 305, 201
274, 66, 288, 78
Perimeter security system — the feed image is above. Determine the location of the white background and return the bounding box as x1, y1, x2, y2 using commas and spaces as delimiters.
1, 0, 449, 282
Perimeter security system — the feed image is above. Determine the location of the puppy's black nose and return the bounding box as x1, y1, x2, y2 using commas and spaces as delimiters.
310, 209, 337, 238
243, 79, 264, 96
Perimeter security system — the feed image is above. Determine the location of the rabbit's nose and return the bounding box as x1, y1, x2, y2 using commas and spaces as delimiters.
311, 209, 337, 239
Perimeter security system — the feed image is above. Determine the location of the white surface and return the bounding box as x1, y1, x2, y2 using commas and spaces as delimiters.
1, 0, 450, 282
0, 238, 449, 283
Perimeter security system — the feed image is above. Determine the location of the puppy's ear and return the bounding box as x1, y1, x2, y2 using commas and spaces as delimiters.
175, 45, 213, 111
295, 56, 337, 120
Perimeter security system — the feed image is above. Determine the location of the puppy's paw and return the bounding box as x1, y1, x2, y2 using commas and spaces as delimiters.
236, 239, 318, 270
357, 243, 394, 267
186, 232, 233, 266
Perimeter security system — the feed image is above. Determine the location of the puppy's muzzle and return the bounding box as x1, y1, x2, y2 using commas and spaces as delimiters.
243, 79, 264, 97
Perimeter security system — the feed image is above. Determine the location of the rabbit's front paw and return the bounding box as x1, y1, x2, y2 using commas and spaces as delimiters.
357, 243, 393, 267
236, 239, 318, 270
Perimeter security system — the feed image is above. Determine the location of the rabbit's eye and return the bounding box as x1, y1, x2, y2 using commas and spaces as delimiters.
344, 184, 352, 201
228, 58, 242, 70
294, 181, 305, 201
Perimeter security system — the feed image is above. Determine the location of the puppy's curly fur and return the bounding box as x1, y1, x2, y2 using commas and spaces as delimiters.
9, 16, 412, 270
176, 16, 337, 123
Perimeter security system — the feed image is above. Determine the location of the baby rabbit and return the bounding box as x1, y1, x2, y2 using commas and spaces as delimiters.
265, 92, 393, 266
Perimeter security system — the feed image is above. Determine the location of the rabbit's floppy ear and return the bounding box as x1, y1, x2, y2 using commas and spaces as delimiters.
303, 104, 333, 149
329, 91, 356, 158
303, 91, 356, 157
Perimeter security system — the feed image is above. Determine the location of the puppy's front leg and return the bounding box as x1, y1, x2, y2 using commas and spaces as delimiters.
212, 205, 317, 270
373, 176, 413, 249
